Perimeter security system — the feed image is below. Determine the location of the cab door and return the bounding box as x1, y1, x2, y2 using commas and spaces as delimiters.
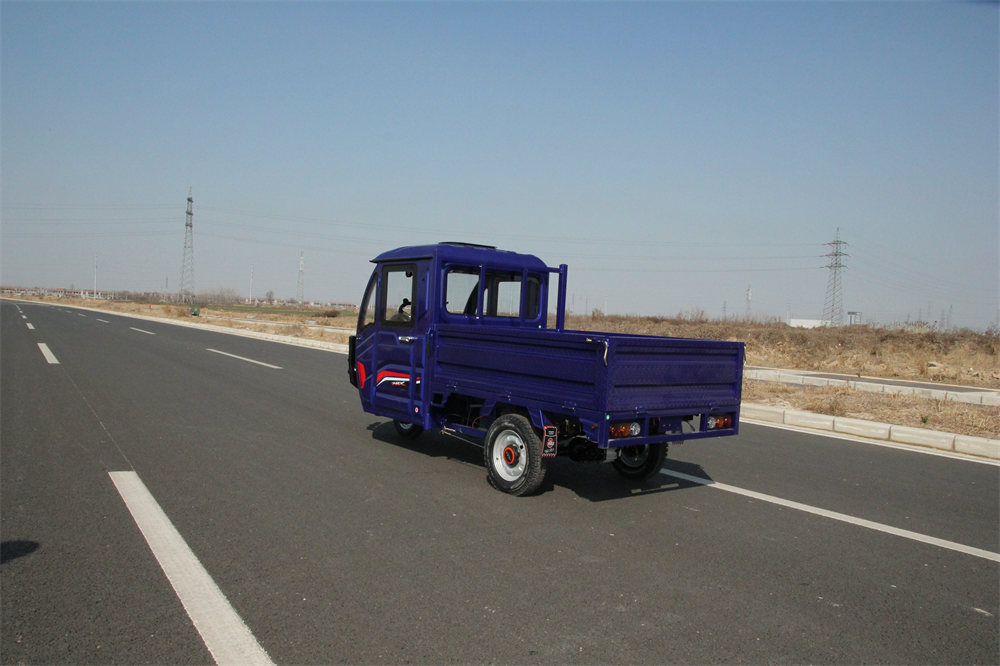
351, 262, 426, 425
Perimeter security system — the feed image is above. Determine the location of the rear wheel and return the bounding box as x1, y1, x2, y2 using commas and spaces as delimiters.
484, 414, 547, 496
393, 419, 424, 439
612, 442, 667, 480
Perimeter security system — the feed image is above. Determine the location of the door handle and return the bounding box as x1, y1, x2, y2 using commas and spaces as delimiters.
398, 335, 417, 343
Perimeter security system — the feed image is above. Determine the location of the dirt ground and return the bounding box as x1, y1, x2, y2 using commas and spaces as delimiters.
21, 297, 1000, 439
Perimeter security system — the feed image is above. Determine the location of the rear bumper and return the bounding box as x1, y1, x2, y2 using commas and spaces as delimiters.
590, 406, 742, 449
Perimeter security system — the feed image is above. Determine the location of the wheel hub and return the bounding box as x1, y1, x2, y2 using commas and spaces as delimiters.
619, 445, 649, 468
492, 429, 528, 482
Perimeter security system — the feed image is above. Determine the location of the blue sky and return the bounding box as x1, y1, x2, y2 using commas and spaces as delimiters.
2, 1, 997, 329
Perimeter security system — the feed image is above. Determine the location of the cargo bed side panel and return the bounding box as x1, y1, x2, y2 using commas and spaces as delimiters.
432, 326, 604, 413
431, 326, 743, 420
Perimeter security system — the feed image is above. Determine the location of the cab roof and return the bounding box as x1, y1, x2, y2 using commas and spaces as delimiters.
371, 242, 550, 272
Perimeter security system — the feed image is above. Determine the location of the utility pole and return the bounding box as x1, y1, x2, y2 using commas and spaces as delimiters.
822, 228, 848, 326
249, 265, 254, 305
297, 252, 305, 304
93, 254, 98, 298
180, 190, 195, 304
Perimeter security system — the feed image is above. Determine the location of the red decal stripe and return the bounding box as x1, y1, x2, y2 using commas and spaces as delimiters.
376, 370, 410, 385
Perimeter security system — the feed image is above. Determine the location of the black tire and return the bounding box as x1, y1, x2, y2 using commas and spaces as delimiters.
612, 442, 667, 480
393, 419, 424, 439
484, 414, 547, 496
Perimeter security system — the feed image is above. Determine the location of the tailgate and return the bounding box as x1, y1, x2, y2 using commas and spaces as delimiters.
604, 335, 744, 413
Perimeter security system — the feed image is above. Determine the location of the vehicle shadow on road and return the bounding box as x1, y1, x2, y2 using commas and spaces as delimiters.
369, 421, 714, 502
545, 457, 714, 502
367, 421, 485, 469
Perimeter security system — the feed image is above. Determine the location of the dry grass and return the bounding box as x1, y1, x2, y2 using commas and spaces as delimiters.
570, 312, 999, 440
567, 313, 999, 388
194, 309, 353, 345
743, 381, 999, 440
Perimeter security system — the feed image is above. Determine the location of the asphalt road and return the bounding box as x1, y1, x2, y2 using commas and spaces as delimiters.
3, 300, 998, 664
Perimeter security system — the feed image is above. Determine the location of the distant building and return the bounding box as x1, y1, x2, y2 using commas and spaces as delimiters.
788, 318, 826, 329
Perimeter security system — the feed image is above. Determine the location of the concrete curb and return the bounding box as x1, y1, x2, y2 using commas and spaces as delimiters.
741, 402, 1000, 460
745, 368, 1000, 407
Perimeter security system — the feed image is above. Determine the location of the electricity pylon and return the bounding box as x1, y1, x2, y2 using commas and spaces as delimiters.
297, 252, 305, 303
180, 191, 195, 304
822, 228, 848, 326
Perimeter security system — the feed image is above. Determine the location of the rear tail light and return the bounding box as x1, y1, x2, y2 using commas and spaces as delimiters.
609, 421, 641, 438
706, 415, 733, 430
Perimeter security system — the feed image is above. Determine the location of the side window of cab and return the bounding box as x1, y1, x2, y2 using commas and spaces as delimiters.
484, 271, 541, 320
358, 264, 418, 330
443, 265, 542, 321
381, 264, 417, 327
445, 267, 480, 316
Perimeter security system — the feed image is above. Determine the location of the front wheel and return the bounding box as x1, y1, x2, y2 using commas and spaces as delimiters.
484, 414, 547, 496
612, 442, 667, 480
393, 419, 424, 439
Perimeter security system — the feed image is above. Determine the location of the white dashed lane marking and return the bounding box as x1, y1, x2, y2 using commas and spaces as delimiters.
206, 348, 282, 369
37, 343, 59, 364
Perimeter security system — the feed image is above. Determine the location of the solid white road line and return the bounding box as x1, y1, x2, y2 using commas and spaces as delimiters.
130, 327, 156, 335
109, 471, 273, 666
26, 322, 35, 330
206, 348, 282, 369
37, 343, 59, 364
660, 469, 1000, 563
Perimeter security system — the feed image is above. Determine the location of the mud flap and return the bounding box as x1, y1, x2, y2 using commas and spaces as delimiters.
542, 425, 558, 458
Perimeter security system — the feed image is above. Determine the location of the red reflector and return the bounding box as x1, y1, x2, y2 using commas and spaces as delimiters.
709, 415, 733, 429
